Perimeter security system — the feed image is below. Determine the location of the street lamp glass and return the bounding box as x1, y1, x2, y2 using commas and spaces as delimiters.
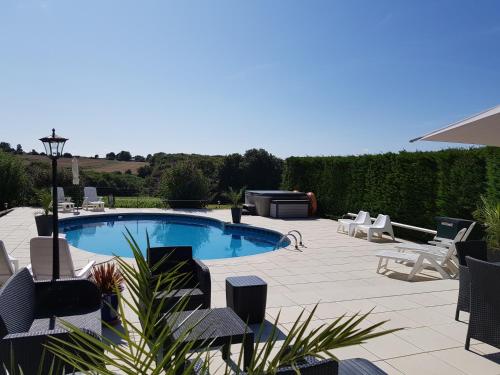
39, 128, 68, 158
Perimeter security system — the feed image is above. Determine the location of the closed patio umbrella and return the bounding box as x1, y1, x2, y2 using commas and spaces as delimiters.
411, 104, 500, 146
72, 157, 79, 185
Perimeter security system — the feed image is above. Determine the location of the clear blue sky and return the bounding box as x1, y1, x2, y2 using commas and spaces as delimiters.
1, 0, 499, 158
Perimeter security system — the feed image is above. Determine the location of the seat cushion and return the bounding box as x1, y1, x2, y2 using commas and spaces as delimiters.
156, 287, 204, 300
30, 309, 101, 337
155, 288, 206, 311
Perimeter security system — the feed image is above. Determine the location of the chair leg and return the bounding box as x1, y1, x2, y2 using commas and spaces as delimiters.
465, 334, 471, 350
455, 307, 460, 321
408, 256, 424, 281
426, 257, 451, 279
377, 258, 383, 273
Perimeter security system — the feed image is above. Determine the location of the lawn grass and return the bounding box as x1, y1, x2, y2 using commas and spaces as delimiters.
114, 196, 164, 208
114, 196, 232, 209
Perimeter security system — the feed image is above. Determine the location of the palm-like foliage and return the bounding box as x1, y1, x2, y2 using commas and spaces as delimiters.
235, 305, 398, 374
46, 230, 399, 374
38, 189, 53, 216
474, 196, 500, 248
47, 229, 210, 374
224, 187, 245, 208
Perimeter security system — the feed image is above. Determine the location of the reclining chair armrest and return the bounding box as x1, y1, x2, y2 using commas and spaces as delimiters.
193, 259, 211, 308
35, 278, 101, 314
76, 260, 96, 278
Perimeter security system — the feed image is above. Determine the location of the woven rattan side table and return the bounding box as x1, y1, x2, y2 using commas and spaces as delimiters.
226, 275, 267, 324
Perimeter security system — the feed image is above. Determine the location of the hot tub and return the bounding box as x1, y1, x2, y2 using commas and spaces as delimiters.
244, 190, 309, 218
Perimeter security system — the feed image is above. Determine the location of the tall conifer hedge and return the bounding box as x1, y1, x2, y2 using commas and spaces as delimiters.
283, 147, 500, 230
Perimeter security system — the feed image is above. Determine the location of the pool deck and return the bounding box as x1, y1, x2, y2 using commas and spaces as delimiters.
2, 207, 500, 374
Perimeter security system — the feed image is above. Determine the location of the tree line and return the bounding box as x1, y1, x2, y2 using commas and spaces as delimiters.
0, 147, 284, 207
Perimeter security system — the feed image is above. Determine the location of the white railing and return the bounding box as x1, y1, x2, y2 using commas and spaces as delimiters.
346, 212, 437, 235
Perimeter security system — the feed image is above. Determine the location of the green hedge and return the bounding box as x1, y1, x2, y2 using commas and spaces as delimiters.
0, 151, 29, 207
283, 147, 500, 230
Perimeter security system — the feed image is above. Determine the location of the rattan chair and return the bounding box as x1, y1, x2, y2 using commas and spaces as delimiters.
0, 268, 102, 374
465, 257, 500, 350
455, 241, 488, 321
147, 246, 211, 311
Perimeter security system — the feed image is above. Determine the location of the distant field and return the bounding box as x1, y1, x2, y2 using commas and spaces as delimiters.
19, 154, 147, 173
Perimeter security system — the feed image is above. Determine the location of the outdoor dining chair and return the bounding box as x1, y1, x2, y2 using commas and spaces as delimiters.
465, 256, 500, 350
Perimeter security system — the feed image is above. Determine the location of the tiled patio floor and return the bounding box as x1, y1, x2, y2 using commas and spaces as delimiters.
2, 207, 499, 374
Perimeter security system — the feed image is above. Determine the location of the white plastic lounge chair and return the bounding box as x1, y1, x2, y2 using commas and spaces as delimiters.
337, 211, 371, 236
29, 237, 95, 281
376, 241, 460, 281
395, 228, 467, 275
397, 227, 467, 254
0, 240, 18, 285
428, 222, 476, 248
57, 187, 75, 212
354, 214, 395, 242
83, 187, 105, 211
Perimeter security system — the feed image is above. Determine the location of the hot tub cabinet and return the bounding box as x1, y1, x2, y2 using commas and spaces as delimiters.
244, 190, 309, 218
270, 200, 309, 218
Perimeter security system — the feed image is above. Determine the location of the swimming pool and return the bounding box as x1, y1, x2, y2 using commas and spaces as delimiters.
59, 213, 288, 260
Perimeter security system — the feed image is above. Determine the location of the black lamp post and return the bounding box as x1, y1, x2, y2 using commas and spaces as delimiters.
40, 129, 68, 280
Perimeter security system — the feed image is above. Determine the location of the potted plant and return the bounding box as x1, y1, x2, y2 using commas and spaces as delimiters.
34, 190, 53, 236
225, 186, 245, 224
474, 196, 500, 257
90, 262, 124, 325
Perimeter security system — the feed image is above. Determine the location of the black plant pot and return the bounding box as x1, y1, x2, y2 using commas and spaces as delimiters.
102, 293, 120, 325
35, 214, 53, 236
231, 207, 242, 224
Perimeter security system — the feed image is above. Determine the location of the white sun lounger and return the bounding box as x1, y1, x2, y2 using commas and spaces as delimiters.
395, 228, 467, 275
83, 187, 105, 211
427, 222, 476, 248
29, 237, 95, 281
0, 240, 18, 285
337, 211, 371, 236
354, 214, 395, 242
376, 241, 459, 281
57, 187, 75, 212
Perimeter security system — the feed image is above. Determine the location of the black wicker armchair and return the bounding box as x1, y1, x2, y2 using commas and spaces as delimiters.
0, 268, 102, 375
455, 241, 488, 321
465, 257, 500, 350
147, 246, 211, 311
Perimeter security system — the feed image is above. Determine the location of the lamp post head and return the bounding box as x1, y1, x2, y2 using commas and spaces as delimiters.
39, 128, 68, 158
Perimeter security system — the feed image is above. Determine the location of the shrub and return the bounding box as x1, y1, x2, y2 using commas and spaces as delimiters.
474, 196, 500, 249
159, 162, 210, 207
81, 170, 145, 196
0, 151, 29, 207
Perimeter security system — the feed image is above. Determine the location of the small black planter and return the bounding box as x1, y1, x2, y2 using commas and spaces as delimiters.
35, 214, 53, 236
231, 207, 242, 224
102, 293, 120, 325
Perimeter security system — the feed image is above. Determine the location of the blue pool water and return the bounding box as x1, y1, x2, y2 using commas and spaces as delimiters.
59, 213, 287, 260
